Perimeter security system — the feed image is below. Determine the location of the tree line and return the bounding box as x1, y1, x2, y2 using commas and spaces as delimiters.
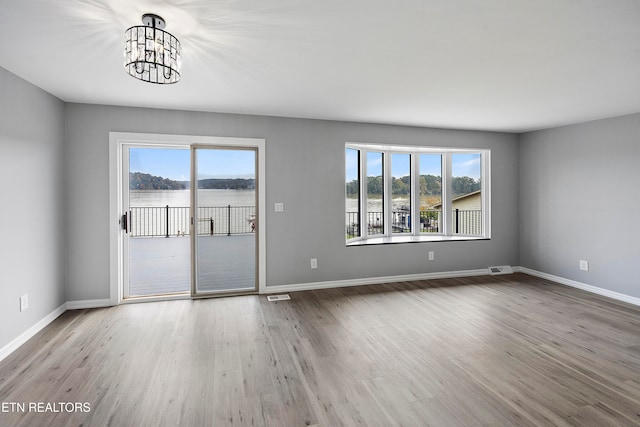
346, 175, 480, 197
198, 178, 255, 190
130, 172, 186, 190
129, 172, 255, 190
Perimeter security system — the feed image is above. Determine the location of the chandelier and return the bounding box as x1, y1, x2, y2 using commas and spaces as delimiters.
124, 14, 181, 84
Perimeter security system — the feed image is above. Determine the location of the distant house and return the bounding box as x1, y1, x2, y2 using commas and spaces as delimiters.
433, 190, 482, 235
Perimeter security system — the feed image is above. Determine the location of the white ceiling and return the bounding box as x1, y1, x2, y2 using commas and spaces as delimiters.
1, 0, 639, 133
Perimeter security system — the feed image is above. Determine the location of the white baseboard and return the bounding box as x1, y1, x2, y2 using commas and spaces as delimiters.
266, 267, 640, 308
66, 299, 114, 310
265, 268, 491, 294
516, 266, 640, 307
0, 303, 66, 364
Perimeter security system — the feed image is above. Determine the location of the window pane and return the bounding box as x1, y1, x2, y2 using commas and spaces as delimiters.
391, 153, 411, 233
419, 154, 442, 233
451, 153, 482, 235
367, 152, 384, 235
345, 148, 360, 239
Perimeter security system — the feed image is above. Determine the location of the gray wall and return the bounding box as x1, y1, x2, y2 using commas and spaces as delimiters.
0, 67, 65, 350
64, 104, 520, 301
519, 113, 640, 297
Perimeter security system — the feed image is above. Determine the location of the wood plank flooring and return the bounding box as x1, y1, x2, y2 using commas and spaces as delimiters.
1, 273, 640, 426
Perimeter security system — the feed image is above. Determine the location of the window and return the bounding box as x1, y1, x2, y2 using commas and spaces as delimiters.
367, 152, 384, 235
451, 153, 482, 235
345, 148, 360, 239
391, 153, 411, 234
419, 154, 442, 233
345, 143, 490, 245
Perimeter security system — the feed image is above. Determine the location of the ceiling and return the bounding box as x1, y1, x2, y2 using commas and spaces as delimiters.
1, 0, 639, 133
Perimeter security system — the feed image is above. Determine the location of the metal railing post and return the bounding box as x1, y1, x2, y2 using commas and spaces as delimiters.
210, 218, 214, 235
165, 205, 169, 238
455, 208, 459, 234
227, 204, 231, 236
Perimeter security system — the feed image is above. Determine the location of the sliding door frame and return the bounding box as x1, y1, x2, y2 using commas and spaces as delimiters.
109, 132, 266, 305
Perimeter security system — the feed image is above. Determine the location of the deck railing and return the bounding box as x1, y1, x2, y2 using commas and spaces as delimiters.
452, 208, 482, 235
346, 209, 481, 238
129, 205, 255, 237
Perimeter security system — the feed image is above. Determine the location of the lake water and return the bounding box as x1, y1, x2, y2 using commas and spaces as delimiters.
345, 197, 410, 214
130, 189, 256, 207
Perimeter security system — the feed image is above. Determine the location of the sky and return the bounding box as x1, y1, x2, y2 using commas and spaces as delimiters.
345, 150, 481, 181
451, 153, 481, 179
130, 147, 479, 182
129, 148, 256, 180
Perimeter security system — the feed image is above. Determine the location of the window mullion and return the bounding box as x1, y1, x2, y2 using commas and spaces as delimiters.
361, 149, 368, 240
482, 150, 491, 238
383, 152, 391, 236
411, 153, 419, 236
442, 153, 452, 236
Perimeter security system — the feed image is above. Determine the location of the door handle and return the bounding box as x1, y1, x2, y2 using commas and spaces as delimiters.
122, 212, 129, 233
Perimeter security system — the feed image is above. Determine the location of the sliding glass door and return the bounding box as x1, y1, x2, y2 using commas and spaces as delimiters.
123, 145, 191, 298
119, 140, 260, 300
191, 147, 257, 296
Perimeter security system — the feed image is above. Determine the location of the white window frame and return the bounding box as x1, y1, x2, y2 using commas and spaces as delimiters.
345, 143, 491, 245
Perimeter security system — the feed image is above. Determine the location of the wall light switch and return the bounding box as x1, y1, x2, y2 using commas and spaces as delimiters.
274, 202, 284, 212
20, 294, 28, 312
579, 260, 589, 271
310, 258, 318, 269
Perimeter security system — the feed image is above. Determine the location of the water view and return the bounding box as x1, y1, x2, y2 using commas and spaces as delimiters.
131, 189, 255, 207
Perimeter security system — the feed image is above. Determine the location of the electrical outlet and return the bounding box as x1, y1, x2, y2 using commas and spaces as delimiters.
428, 251, 435, 261
274, 202, 284, 212
310, 258, 318, 269
19, 294, 28, 312
579, 260, 589, 271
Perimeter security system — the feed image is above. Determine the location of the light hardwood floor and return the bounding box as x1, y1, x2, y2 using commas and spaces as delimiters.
1, 273, 640, 426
